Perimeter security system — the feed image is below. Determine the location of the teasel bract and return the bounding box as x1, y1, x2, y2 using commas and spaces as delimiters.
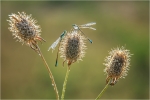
104, 46, 131, 86
7, 12, 45, 54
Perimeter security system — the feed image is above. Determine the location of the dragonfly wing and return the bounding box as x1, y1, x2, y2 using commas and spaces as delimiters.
48, 37, 61, 51
88, 27, 96, 30
80, 26, 96, 30
80, 22, 96, 27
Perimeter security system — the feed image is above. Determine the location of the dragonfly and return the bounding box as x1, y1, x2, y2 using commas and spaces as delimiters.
48, 30, 67, 67
72, 22, 96, 43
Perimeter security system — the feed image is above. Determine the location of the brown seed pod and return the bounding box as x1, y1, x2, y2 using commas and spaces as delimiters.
8, 12, 45, 52
59, 31, 86, 69
104, 46, 131, 86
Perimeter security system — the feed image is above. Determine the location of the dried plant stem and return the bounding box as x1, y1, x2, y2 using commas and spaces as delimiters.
61, 67, 70, 100
95, 81, 110, 100
36, 45, 59, 100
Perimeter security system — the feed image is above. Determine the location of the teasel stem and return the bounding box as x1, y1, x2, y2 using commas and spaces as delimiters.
36, 44, 59, 100
61, 66, 70, 100
95, 79, 110, 100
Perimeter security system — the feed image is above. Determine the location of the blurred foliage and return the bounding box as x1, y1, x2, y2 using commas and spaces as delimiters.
1, 1, 149, 99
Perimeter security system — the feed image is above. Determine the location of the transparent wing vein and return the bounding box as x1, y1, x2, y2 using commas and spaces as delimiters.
80, 26, 96, 30
80, 22, 96, 27
48, 38, 61, 51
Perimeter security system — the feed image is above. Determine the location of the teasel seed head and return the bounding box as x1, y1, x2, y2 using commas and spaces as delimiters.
104, 46, 131, 86
7, 12, 45, 52
59, 31, 86, 69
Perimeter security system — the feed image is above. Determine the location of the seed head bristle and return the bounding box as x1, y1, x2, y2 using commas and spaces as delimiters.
59, 31, 86, 68
7, 12, 45, 51
104, 46, 131, 86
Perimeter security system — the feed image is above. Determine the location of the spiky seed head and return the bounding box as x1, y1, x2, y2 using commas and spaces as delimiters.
7, 12, 45, 50
59, 31, 86, 68
104, 46, 131, 86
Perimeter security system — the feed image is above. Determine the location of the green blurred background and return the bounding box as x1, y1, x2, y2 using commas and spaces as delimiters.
1, 1, 149, 99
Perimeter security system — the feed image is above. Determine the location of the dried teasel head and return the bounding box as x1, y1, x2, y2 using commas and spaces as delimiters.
59, 31, 86, 69
7, 12, 45, 52
104, 46, 132, 86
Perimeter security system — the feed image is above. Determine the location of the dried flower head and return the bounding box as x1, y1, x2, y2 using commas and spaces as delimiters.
59, 31, 86, 69
104, 46, 131, 86
7, 12, 45, 52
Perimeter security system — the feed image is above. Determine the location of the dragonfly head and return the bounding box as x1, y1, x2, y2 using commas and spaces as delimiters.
72, 24, 78, 30
60, 30, 67, 38
64, 30, 67, 34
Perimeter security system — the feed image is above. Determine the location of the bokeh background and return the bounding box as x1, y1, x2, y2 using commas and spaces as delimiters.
1, 1, 149, 99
